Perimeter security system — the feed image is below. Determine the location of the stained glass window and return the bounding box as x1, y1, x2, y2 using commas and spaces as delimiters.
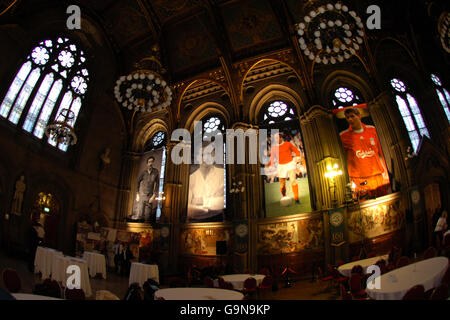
0, 37, 89, 152
390, 78, 429, 152
431, 74, 450, 123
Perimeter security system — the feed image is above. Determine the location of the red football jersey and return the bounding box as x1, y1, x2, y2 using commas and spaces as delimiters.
340, 124, 386, 178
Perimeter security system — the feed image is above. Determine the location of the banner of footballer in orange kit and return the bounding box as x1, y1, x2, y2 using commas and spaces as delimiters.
333, 104, 391, 199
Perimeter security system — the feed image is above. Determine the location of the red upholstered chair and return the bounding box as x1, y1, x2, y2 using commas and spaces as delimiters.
2, 268, 21, 293
218, 277, 227, 289
258, 276, 273, 290
396, 256, 410, 268
42, 278, 62, 298
423, 247, 437, 260
429, 284, 449, 300
224, 282, 234, 290
204, 276, 214, 288
351, 265, 363, 276
402, 285, 425, 300
242, 277, 258, 296
331, 267, 348, 287
351, 256, 360, 262
367, 252, 376, 258
340, 284, 352, 300
348, 274, 367, 299
64, 288, 85, 300
317, 266, 333, 289
336, 260, 345, 267
244, 269, 253, 274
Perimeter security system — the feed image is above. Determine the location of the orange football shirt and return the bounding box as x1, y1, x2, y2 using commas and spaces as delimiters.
269, 141, 300, 166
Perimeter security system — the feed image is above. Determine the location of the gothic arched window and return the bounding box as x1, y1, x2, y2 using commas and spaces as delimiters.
0, 37, 89, 152
331, 86, 363, 109
431, 74, 450, 123
390, 78, 430, 152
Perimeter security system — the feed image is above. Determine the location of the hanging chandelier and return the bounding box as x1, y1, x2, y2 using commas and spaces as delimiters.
114, 51, 173, 113
44, 108, 78, 145
295, 2, 365, 65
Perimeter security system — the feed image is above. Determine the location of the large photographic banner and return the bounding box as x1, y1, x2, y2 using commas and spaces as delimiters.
333, 104, 391, 199
187, 141, 225, 222
131, 149, 163, 223
261, 125, 312, 217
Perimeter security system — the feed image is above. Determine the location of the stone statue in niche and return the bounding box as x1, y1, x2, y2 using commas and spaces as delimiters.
99, 147, 111, 172
11, 175, 26, 216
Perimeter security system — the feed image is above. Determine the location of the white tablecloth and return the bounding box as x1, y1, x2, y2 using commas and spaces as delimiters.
338, 254, 389, 277
129, 262, 159, 287
51, 255, 92, 297
82, 251, 107, 279
34, 246, 63, 279
216, 274, 265, 291
12, 293, 63, 300
154, 288, 244, 300
366, 257, 449, 300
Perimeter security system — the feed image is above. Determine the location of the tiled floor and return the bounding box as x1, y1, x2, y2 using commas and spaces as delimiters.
0, 249, 340, 300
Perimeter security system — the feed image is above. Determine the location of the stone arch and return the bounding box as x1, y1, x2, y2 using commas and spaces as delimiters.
184, 102, 231, 134
132, 117, 170, 152
248, 84, 305, 125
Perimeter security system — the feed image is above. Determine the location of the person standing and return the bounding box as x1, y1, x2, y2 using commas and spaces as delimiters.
434, 210, 448, 248
132, 156, 159, 223
28, 216, 45, 272
269, 133, 302, 204
339, 107, 390, 198
121, 243, 135, 277
112, 240, 123, 274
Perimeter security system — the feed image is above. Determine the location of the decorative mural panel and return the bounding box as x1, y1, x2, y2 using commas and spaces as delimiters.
221, 0, 283, 51
180, 227, 232, 256
347, 197, 405, 243
151, 0, 202, 22
257, 216, 324, 255
165, 14, 218, 73
104, 2, 149, 46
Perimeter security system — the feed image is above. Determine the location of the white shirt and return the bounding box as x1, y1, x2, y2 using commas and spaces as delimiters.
188, 165, 225, 220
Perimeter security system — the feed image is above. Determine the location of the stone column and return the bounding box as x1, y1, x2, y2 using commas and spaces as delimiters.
228, 122, 263, 273
163, 140, 190, 274
114, 151, 140, 227
299, 106, 346, 211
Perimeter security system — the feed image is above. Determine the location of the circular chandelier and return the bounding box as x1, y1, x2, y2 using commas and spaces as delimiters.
114, 70, 172, 113
438, 12, 450, 53
44, 108, 77, 146
295, 2, 365, 65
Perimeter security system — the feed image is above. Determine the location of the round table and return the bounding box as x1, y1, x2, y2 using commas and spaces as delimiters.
154, 288, 244, 300
129, 262, 159, 287
218, 274, 265, 291
82, 251, 107, 279
12, 293, 63, 300
338, 254, 389, 277
34, 246, 63, 279
366, 257, 449, 300
51, 255, 92, 297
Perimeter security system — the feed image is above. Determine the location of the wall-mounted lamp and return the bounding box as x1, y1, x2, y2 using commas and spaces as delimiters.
324, 163, 343, 207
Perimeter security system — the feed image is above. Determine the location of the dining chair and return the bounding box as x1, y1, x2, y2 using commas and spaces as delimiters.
218, 277, 227, 289
429, 284, 449, 300
244, 269, 253, 274
396, 256, 410, 268
317, 266, 333, 290
439, 264, 450, 286
242, 277, 258, 297
351, 265, 363, 276
336, 260, 345, 267
423, 247, 437, 259
367, 252, 376, 258
203, 276, 214, 288
64, 287, 86, 300
2, 268, 21, 293
42, 278, 62, 298
351, 256, 360, 262
224, 282, 234, 290
348, 273, 366, 299
258, 276, 273, 290
340, 284, 352, 300
402, 285, 425, 300
258, 268, 271, 276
